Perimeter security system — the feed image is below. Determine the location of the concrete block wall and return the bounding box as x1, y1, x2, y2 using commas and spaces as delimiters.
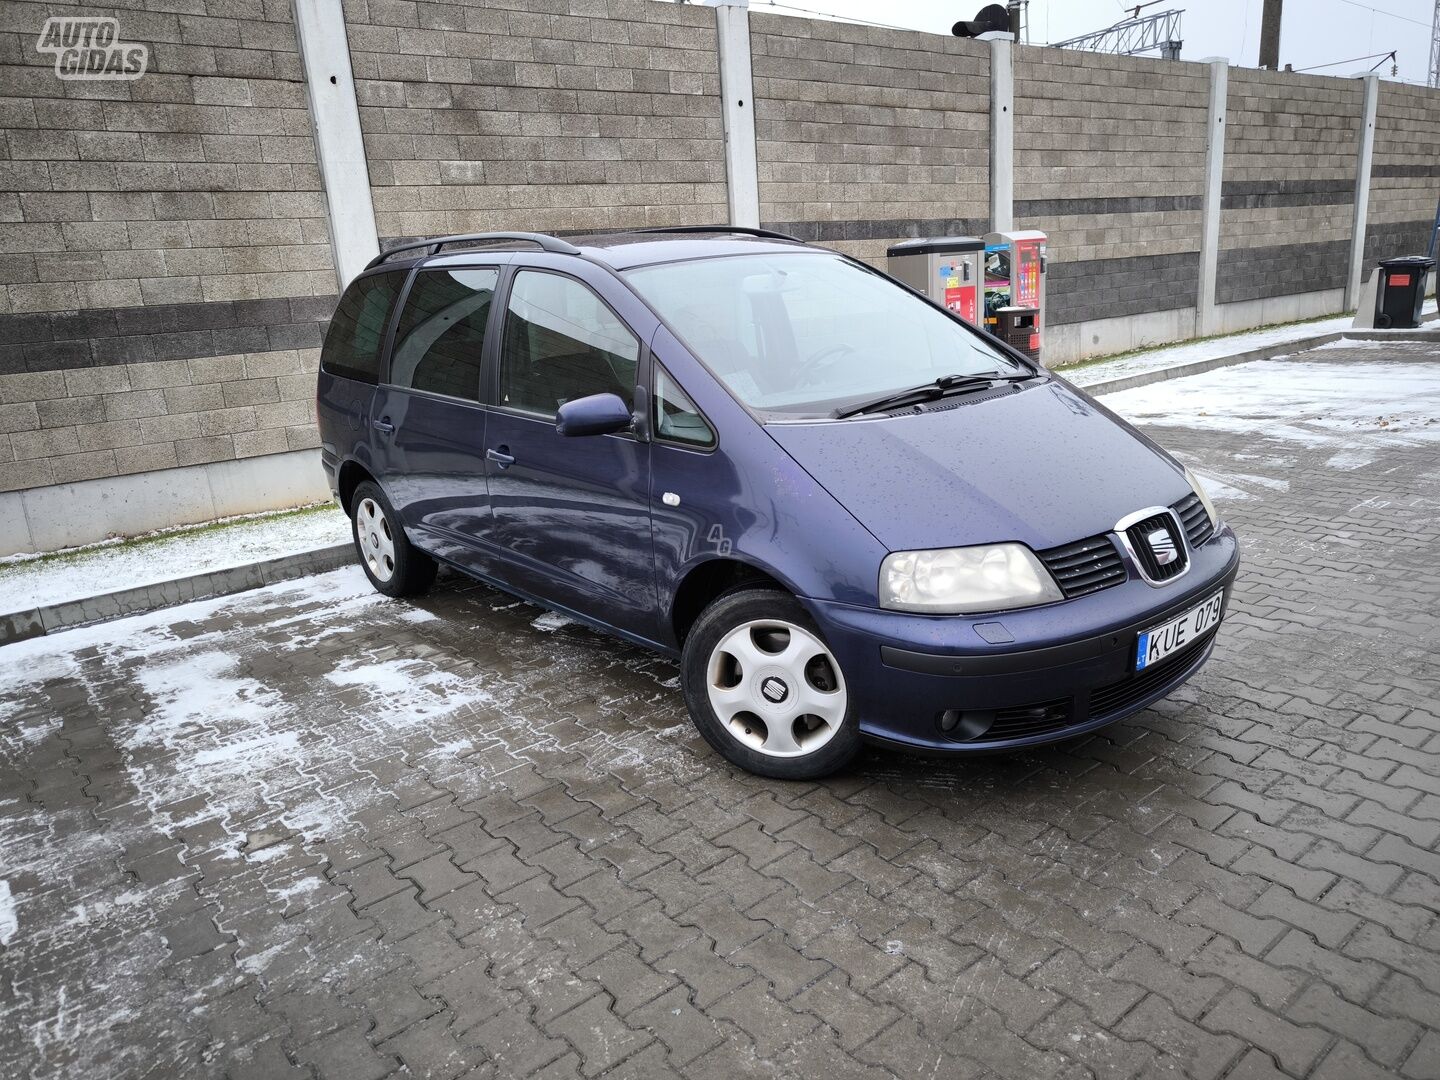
1217, 68, 1364, 303
1014, 47, 1209, 327
1, 0, 1439, 550
343, 0, 727, 246
749, 15, 989, 266
0, 0, 333, 515
1364, 81, 1440, 263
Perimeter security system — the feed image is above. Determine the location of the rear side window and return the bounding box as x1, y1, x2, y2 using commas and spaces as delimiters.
320, 271, 403, 384
389, 268, 498, 402
499, 270, 639, 417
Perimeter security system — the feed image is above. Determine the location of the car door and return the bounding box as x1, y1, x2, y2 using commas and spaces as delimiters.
482, 263, 658, 640
370, 263, 501, 571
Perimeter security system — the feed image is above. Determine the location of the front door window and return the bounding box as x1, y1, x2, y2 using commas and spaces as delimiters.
499, 270, 639, 416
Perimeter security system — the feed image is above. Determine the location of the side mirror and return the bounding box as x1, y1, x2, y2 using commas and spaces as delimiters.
555, 392, 633, 437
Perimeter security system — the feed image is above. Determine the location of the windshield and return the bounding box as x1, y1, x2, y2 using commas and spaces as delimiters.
624, 251, 1028, 417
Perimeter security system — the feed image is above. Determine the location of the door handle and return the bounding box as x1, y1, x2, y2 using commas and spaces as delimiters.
486, 446, 515, 467
372, 418, 395, 434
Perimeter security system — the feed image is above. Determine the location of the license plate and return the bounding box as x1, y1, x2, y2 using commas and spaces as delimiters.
1135, 590, 1225, 671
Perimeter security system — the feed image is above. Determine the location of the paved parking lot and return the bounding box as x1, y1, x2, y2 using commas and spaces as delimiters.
1, 343, 1438, 1080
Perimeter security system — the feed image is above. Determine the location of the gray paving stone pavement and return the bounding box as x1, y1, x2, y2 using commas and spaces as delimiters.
1, 343, 1438, 1079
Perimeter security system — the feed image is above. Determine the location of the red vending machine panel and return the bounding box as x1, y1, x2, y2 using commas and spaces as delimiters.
1015, 239, 1042, 308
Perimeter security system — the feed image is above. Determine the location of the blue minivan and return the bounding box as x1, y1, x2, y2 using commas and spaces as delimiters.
317, 228, 1239, 779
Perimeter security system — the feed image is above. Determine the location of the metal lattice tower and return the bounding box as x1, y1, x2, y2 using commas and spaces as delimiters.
1051, 10, 1183, 60
1429, 0, 1439, 88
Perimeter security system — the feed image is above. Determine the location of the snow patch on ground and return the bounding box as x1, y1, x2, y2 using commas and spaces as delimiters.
531, 611, 576, 632
1309, 337, 1405, 351
323, 657, 495, 728
1325, 449, 1376, 470
0, 507, 350, 611
1104, 359, 1440, 453
0, 562, 698, 1076
0, 880, 16, 946
1067, 298, 1437, 388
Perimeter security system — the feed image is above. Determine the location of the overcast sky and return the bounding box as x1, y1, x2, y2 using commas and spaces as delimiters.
730, 0, 1436, 85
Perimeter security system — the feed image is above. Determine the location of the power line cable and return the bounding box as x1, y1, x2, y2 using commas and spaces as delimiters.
1331, 0, 1432, 29
756, 2, 921, 34
1293, 48, 1396, 71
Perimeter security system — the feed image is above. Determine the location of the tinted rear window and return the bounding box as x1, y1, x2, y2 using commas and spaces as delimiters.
320, 271, 404, 384
389, 268, 498, 402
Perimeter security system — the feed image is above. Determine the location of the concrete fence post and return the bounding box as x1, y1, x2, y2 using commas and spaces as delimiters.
1196, 57, 1228, 336
989, 38, 1013, 232
1346, 73, 1380, 311
292, 0, 380, 291
707, 0, 760, 228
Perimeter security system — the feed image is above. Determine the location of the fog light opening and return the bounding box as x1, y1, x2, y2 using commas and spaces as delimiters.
936, 709, 996, 742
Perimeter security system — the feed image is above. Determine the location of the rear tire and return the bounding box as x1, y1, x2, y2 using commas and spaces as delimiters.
350, 480, 436, 598
681, 587, 860, 780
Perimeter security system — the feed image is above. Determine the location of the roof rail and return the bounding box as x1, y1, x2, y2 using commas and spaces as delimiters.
635, 225, 804, 243
366, 231, 581, 270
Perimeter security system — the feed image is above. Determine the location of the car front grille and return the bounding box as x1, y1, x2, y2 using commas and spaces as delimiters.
1088, 630, 1216, 718
985, 699, 1073, 741
1124, 511, 1188, 582
934, 631, 1218, 745
1037, 534, 1127, 599
1172, 492, 1215, 549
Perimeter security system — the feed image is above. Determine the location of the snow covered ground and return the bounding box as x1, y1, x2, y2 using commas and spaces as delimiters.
0, 504, 350, 611
1102, 343, 1440, 497
0, 563, 695, 1077
1064, 297, 1438, 388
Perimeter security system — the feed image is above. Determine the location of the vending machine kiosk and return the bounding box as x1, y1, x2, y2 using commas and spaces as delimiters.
885, 236, 986, 324
983, 230, 1047, 361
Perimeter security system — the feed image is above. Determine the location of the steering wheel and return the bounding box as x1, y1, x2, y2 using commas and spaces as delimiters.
796, 342, 858, 386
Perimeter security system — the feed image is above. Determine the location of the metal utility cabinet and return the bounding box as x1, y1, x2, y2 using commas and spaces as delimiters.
885, 236, 986, 324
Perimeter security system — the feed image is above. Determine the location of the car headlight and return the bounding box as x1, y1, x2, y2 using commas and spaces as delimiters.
1183, 466, 1220, 530
880, 544, 1063, 614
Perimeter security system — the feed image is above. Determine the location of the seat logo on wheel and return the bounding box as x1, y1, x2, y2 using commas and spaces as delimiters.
760, 677, 789, 704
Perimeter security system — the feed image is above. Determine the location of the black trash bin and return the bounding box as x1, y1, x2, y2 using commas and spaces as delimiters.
993, 306, 1040, 362
1375, 255, 1435, 329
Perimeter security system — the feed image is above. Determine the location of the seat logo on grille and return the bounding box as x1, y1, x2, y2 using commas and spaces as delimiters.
1147, 527, 1179, 566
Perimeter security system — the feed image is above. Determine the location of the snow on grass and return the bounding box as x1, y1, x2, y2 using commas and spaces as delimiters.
0, 504, 351, 611
1067, 297, 1437, 388
1103, 358, 1440, 453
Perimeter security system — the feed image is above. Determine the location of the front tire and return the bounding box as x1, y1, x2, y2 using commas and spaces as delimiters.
681, 588, 860, 780
350, 481, 436, 598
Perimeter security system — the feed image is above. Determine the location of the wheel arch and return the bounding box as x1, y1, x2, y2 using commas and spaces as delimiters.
669, 557, 794, 647
337, 459, 377, 515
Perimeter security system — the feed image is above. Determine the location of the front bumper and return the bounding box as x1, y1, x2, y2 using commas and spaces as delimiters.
805, 525, 1240, 752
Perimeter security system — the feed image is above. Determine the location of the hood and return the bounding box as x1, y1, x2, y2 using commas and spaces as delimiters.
765, 380, 1192, 552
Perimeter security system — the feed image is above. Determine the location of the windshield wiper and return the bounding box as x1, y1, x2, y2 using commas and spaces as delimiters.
832, 372, 1028, 419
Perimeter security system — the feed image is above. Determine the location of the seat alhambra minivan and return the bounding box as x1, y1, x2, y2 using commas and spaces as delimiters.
317, 227, 1239, 779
